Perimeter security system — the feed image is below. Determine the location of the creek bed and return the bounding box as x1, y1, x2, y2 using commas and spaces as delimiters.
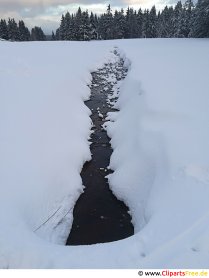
66, 51, 134, 245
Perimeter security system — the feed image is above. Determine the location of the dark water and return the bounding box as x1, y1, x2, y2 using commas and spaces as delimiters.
66, 52, 134, 245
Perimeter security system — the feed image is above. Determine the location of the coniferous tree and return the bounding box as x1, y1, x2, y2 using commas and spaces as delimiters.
100, 4, 114, 40
55, 28, 60, 40
8, 18, 20, 41
64, 11, 72, 40
147, 6, 158, 38
172, 1, 183, 37
177, 0, 194, 37
2, 1, 209, 41
189, 0, 209, 37
18, 20, 30, 41
51, 31, 56, 40
31, 26, 46, 41
136, 9, 143, 38
70, 15, 77, 40
0, 19, 8, 40
89, 12, 98, 40
113, 9, 126, 39
125, 7, 131, 38
82, 11, 91, 41
54, 1, 209, 41
97, 14, 106, 39
125, 8, 138, 38
97, 5, 113, 40
59, 15, 65, 40
142, 9, 149, 38
75, 7, 83, 40
158, 6, 174, 37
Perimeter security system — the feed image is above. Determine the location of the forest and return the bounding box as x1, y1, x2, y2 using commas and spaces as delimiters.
0, 0, 209, 41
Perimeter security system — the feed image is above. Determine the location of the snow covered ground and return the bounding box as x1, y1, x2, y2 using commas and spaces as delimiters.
0, 39, 209, 268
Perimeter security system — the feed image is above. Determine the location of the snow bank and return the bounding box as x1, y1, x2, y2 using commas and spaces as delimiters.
0, 41, 112, 246
1, 39, 209, 268
106, 39, 209, 268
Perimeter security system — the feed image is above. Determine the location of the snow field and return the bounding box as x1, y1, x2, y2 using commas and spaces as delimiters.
0, 41, 114, 246
107, 39, 209, 267
1, 39, 209, 268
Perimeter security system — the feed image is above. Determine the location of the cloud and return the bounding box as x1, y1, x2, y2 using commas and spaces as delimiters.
0, 0, 165, 11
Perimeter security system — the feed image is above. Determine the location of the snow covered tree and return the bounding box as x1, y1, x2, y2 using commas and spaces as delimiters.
89, 12, 98, 40
177, 0, 194, 37
70, 15, 77, 40
54, 1, 209, 40
64, 12, 72, 40
74, 7, 83, 40
31, 26, 46, 41
0, 19, 8, 40
113, 9, 126, 39
125, 8, 138, 38
158, 6, 174, 37
146, 6, 158, 38
59, 15, 66, 40
136, 9, 143, 38
189, 0, 209, 37
8, 18, 20, 41
142, 9, 149, 38
172, 1, 183, 37
51, 31, 56, 40
81, 11, 91, 41
101, 4, 114, 40
55, 28, 60, 40
18, 20, 30, 41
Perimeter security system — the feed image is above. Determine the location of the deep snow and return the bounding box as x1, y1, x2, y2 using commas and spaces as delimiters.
0, 39, 209, 268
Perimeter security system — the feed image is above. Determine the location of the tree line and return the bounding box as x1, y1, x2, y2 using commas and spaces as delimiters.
55, 0, 209, 41
0, 18, 46, 41
0, 0, 209, 42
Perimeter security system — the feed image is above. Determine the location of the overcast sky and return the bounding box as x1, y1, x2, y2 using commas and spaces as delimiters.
0, 0, 181, 34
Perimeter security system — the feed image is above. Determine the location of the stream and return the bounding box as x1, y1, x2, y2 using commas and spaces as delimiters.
66, 50, 134, 245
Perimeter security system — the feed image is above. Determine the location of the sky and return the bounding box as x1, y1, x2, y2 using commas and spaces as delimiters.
0, 0, 181, 34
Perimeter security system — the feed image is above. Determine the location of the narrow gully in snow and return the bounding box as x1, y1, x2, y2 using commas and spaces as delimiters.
66, 50, 134, 245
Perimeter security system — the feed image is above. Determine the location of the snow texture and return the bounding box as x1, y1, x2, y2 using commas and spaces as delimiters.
0, 39, 209, 268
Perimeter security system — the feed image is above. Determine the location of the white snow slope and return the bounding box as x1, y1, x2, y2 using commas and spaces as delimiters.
0, 39, 209, 268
